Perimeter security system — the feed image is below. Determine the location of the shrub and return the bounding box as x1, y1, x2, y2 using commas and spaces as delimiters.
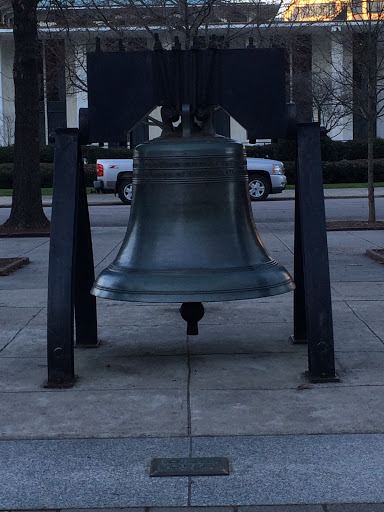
246, 144, 274, 159
2, 160, 383, 189
0, 164, 13, 188
82, 146, 133, 164
373, 139, 384, 158
1, 140, 384, 188
322, 159, 384, 184
0, 138, 382, 165
246, 137, 384, 162
0, 145, 134, 165
39, 145, 55, 163
0, 163, 96, 189
0, 146, 15, 163
283, 158, 384, 185
246, 140, 297, 161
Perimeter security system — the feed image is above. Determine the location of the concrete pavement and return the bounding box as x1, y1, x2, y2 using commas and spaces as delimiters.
0, 189, 384, 511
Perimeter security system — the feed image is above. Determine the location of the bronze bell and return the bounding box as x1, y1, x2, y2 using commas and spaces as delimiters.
91, 134, 294, 317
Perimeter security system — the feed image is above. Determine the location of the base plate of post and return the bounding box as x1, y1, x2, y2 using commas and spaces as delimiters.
290, 335, 307, 345
44, 375, 78, 389
305, 371, 341, 384
75, 340, 100, 348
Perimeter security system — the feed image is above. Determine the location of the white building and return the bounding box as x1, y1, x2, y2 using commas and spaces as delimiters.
0, 0, 383, 145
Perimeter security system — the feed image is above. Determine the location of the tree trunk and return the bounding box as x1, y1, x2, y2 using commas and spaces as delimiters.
367, 82, 376, 224
3, 0, 49, 231
367, 128, 376, 223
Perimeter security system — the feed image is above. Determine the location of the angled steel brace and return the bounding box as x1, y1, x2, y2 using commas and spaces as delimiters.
294, 123, 339, 382
46, 129, 98, 389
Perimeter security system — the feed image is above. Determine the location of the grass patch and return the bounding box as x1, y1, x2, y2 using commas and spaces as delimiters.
324, 182, 384, 188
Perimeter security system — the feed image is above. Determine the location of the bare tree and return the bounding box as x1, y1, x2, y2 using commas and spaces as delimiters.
0, 113, 15, 146
1, 0, 49, 232
35, 0, 291, 143
312, 2, 384, 222
44, 0, 286, 51
40, 0, 288, 95
312, 72, 352, 136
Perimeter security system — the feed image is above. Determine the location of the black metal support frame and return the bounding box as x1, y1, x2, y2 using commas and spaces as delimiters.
46, 44, 339, 386
46, 129, 98, 389
86, 46, 287, 142
294, 123, 339, 382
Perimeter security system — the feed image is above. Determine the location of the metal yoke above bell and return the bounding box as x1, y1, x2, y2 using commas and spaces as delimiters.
91, 134, 294, 302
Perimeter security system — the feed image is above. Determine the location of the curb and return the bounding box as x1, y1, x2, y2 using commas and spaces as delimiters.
1, 194, 383, 209
1, 504, 384, 511
0, 193, 383, 209
0, 231, 50, 238
366, 248, 384, 263
0, 256, 30, 275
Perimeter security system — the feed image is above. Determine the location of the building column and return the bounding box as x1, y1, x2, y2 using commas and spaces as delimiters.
0, 39, 15, 146
292, 34, 313, 123
329, 28, 353, 140
66, 41, 88, 129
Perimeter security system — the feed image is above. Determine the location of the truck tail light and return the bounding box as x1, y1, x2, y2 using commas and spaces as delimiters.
97, 163, 104, 177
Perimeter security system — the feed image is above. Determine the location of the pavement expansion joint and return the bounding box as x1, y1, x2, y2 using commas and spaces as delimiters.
0, 192, 383, 511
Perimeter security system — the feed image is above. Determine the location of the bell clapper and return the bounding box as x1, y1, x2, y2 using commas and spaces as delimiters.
180, 302, 205, 336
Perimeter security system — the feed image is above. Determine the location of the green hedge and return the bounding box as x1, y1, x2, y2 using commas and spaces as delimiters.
0, 146, 15, 163
0, 138, 383, 164
245, 137, 384, 162
0, 163, 96, 189
0, 145, 134, 164
1, 159, 383, 189
246, 140, 297, 161
284, 158, 384, 185
81, 146, 133, 164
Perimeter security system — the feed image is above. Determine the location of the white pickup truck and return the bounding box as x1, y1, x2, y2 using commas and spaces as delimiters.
94, 157, 287, 204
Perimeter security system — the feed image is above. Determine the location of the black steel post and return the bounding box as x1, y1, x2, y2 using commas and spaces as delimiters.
291, 163, 308, 344
75, 154, 98, 347
46, 128, 98, 388
296, 123, 339, 382
46, 129, 79, 387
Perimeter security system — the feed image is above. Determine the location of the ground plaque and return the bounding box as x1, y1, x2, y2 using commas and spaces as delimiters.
150, 457, 229, 477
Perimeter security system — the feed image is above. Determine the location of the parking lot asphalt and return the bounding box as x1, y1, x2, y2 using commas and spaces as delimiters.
0, 188, 383, 511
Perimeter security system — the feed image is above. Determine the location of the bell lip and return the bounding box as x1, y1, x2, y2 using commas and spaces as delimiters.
91, 280, 295, 303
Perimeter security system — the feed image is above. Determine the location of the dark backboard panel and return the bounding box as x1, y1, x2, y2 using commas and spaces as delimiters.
219, 48, 287, 140
87, 51, 156, 143
86, 47, 287, 142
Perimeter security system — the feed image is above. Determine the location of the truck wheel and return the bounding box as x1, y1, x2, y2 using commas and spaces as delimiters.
118, 179, 133, 205
248, 174, 270, 201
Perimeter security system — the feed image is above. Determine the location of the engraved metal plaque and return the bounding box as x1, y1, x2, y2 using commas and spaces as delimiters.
150, 457, 229, 477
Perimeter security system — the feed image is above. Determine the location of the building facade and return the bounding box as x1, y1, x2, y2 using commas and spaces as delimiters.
0, 0, 383, 145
